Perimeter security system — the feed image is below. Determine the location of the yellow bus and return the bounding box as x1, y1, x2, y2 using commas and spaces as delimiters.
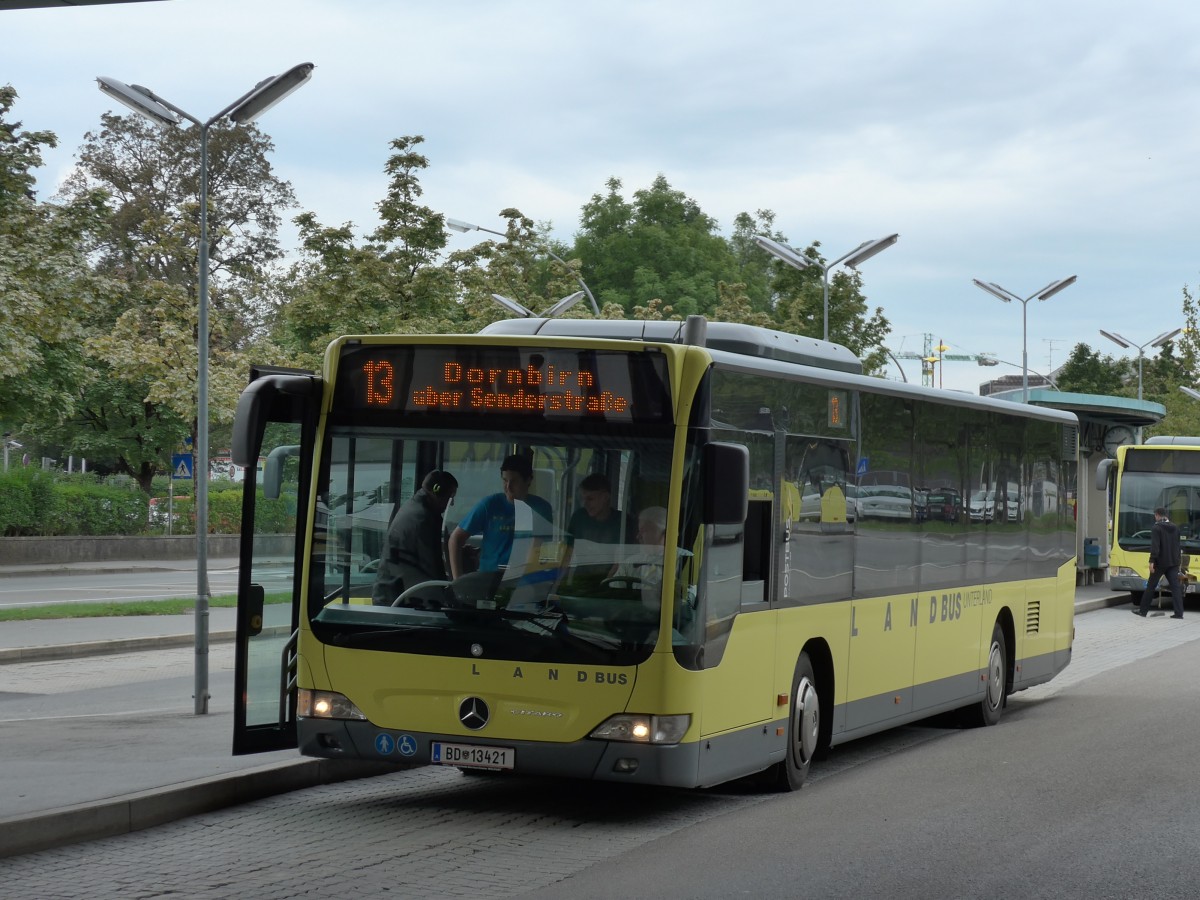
231, 317, 1077, 790
1096, 436, 1200, 604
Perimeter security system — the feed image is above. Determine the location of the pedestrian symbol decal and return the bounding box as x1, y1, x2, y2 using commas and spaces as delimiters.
375, 733, 395, 755
171, 452, 193, 481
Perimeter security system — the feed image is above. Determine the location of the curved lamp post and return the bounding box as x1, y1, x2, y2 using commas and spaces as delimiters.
972, 275, 1077, 404
491, 290, 586, 318
1099, 328, 1182, 401
96, 63, 314, 715
1102, 328, 1182, 442
754, 233, 898, 342
447, 217, 600, 315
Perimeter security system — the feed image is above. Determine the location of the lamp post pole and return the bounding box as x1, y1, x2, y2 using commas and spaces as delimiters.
446, 218, 600, 315
1101, 328, 1182, 441
972, 276, 1077, 403
753, 233, 898, 342
97, 65, 314, 714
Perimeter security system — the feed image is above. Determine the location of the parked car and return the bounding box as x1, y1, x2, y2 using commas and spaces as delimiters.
969, 489, 995, 522
924, 488, 964, 522
857, 484, 913, 520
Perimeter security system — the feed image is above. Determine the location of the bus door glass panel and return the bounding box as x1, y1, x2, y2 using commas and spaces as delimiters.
234, 402, 310, 755
697, 432, 776, 733
783, 435, 852, 605
912, 402, 983, 711
315, 434, 397, 606
961, 408, 989, 584
913, 402, 969, 594
984, 415, 1026, 585
1024, 420, 1069, 578
847, 392, 916, 726
853, 393, 917, 597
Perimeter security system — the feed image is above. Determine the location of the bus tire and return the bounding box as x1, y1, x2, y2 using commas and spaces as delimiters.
960, 621, 1007, 727
771, 652, 820, 792
1129, 592, 1142, 607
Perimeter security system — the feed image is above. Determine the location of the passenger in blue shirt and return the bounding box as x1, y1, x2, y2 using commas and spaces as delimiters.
448, 454, 553, 579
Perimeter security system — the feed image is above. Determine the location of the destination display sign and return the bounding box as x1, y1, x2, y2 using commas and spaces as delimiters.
332, 344, 672, 425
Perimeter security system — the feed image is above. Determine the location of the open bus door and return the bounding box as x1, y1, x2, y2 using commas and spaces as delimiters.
231, 368, 318, 755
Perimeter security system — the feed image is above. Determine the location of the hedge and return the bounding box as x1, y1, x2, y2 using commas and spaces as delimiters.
0, 468, 294, 537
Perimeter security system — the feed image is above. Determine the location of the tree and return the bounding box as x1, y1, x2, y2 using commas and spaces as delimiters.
47, 112, 297, 491
270, 136, 465, 369
1054, 343, 1130, 395
573, 175, 740, 318
0, 85, 118, 450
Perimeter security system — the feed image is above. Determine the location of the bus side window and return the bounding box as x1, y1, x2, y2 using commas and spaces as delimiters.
742, 498, 770, 604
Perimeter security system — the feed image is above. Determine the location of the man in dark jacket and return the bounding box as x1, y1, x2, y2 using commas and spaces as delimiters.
1134, 506, 1184, 618
372, 470, 457, 606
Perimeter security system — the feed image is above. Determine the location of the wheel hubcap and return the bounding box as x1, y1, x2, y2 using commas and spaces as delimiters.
986, 641, 1004, 710
796, 677, 819, 763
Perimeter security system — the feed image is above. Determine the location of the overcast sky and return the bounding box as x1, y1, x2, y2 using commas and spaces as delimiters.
7, 0, 1200, 392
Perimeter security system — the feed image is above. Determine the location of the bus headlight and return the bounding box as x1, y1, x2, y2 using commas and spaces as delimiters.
590, 714, 690, 744
297, 689, 366, 720
1112, 567, 1139, 578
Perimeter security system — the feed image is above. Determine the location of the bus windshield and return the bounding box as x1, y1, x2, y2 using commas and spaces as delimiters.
306, 425, 681, 667
1116, 449, 1200, 552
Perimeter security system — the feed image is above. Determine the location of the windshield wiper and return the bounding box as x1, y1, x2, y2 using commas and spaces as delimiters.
495, 608, 621, 659
325, 622, 441, 646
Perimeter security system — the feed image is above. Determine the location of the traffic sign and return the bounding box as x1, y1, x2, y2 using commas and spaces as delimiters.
172, 453, 194, 480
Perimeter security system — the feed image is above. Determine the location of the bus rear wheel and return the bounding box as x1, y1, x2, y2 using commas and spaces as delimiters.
772, 652, 819, 792
958, 622, 1007, 727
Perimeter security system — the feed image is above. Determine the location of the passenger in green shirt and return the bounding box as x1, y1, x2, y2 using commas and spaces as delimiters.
557, 473, 634, 591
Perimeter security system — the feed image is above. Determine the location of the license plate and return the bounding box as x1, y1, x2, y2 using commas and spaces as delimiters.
431, 741, 515, 770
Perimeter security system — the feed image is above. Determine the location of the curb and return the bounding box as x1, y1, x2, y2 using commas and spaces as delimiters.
0, 758, 398, 859
0, 630, 237, 664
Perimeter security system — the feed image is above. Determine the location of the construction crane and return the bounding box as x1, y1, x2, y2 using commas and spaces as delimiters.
892, 335, 998, 387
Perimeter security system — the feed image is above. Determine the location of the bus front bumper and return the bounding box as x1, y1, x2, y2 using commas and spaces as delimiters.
295, 717, 703, 788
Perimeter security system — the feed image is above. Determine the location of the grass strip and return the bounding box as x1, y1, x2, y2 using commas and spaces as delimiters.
0, 593, 290, 622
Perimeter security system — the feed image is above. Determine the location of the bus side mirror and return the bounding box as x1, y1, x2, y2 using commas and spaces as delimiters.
1095, 458, 1113, 493
703, 442, 749, 524
231, 374, 315, 468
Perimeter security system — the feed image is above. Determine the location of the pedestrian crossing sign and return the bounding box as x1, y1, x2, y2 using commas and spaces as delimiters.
172, 453, 194, 480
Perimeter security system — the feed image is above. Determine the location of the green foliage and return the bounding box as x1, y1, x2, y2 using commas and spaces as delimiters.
0, 85, 118, 435
571, 175, 892, 367
574, 175, 739, 317
270, 136, 461, 367
46, 111, 296, 485
1054, 343, 1130, 394
0, 468, 37, 535
0, 468, 147, 536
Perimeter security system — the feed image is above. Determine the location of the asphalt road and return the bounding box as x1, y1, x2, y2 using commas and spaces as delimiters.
1, 606, 1197, 897
0, 563, 289, 609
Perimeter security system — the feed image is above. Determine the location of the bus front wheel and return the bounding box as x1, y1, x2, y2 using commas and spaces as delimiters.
772, 652, 819, 792
959, 622, 1008, 727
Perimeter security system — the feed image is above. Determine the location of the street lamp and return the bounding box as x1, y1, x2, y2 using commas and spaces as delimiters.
96, 63, 314, 715
446, 217, 600, 315
1102, 328, 1182, 442
972, 275, 1077, 403
1099, 328, 1182, 401
754, 233, 898, 342
490, 290, 586, 318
